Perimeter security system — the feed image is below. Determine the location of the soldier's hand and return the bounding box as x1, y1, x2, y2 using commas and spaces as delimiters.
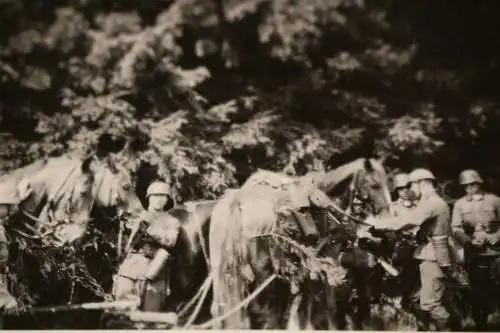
470, 237, 486, 249
486, 232, 500, 246
368, 227, 386, 238
138, 211, 157, 224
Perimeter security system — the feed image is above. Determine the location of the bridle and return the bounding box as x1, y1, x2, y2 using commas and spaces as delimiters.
344, 170, 376, 217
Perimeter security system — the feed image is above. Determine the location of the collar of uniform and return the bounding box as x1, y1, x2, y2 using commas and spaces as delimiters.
467, 193, 484, 202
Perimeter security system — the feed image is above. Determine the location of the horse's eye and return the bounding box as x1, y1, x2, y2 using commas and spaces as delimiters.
371, 183, 381, 190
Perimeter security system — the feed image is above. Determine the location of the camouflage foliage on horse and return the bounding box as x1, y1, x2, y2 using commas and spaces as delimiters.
208, 157, 392, 329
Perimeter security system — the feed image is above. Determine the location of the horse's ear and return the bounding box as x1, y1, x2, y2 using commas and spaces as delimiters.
363, 158, 374, 172
81, 155, 95, 173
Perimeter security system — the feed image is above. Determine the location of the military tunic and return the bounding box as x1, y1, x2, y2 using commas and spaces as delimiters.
451, 193, 500, 254
113, 211, 181, 312
372, 192, 452, 328
451, 192, 500, 328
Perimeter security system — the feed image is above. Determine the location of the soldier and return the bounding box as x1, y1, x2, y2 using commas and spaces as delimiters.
451, 169, 500, 329
113, 180, 180, 312
341, 194, 374, 329
391, 173, 416, 216
0, 223, 17, 315
369, 168, 454, 330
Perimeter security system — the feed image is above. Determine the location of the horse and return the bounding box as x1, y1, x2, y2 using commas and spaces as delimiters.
207, 157, 392, 329
0, 154, 144, 329
167, 199, 218, 325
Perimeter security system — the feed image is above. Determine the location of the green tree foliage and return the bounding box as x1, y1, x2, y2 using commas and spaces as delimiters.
4, 0, 500, 195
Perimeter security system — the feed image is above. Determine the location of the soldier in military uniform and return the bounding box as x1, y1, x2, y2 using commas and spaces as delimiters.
391, 173, 416, 216
113, 180, 180, 312
451, 169, 500, 329
340, 195, 374, 329
370, 168, 454, 330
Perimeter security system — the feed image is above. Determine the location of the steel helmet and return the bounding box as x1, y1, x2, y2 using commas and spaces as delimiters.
459, 169, 483, 185
146, 181, 170, 198
393, 173, 410, 189
409, 168, 436, 183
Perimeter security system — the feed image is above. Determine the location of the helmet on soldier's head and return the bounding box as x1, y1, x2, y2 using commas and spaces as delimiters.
459, 169, 483, 185
409, 168, 436, 183
393, 173, 410, 189
146, 181, 170, 198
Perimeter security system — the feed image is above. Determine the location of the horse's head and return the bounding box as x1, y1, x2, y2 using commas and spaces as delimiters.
21, 155, 143, 244
350, 158, 392, 216
314, 157, 392, 217
92, 158, 144, 219
8, 155, 104, 243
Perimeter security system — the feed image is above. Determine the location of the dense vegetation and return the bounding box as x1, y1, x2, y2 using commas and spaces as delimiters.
2, 0, 500, 328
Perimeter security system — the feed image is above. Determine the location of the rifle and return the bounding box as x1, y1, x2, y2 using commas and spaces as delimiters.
321, 218, 401, 277
5, 300, 139, 316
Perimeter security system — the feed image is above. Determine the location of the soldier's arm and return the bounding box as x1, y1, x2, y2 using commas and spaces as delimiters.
486, 195, 500, 245
451, 200, 469, 246
429, 202, 452, 267
371, 203, 435, 231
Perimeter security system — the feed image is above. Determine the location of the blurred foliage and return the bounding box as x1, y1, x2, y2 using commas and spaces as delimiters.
2, 0, 500, 327
3, 0, 500, 196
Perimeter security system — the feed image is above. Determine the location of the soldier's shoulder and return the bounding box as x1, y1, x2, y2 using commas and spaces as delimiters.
426, 194, 449, 211
484, 193, 500, 204
429, 193, 447, 204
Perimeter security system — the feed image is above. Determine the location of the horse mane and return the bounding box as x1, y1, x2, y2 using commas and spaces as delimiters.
92, 168, 120, 208
0, 159, 48, 204
90, 160, 143, 214
314, 158, 387, 195
0, 156, 89, 210
312, 158, 362, 194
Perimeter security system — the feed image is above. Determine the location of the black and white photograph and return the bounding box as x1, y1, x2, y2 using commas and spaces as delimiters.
0, 0, 499, 331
